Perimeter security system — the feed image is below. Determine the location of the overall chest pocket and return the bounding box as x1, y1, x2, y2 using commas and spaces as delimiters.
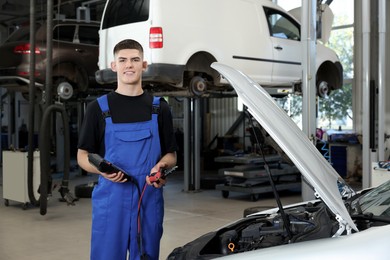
114, 129, 152, 168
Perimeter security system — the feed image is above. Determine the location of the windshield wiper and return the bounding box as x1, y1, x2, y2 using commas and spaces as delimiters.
351, 212, 390, 224
354, 197, 364, 215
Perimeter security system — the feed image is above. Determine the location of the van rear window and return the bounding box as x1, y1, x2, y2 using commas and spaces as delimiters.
102, 0, 150, 29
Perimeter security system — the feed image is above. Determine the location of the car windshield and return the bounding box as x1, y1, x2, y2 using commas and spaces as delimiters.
351, 180, 390, 217
5, 24, 40, 43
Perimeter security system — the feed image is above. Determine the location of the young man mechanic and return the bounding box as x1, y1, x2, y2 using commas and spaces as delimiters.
77, 39, 177, 260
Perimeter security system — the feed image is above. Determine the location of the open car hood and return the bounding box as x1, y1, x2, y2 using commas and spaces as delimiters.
211, 63, 357, 232
288, 4, 334, 44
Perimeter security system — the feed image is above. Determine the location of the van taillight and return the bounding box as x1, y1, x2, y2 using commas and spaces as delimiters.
150, 27, 163, 48
14, 43, 41, 54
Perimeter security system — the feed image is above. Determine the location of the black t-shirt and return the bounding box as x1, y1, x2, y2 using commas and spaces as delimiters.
77, 91, 178, 157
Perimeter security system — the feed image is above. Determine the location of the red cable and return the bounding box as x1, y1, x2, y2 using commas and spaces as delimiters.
137, 183, 148, 233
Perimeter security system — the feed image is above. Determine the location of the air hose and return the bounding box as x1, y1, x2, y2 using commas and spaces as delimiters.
39, 103, 75, 215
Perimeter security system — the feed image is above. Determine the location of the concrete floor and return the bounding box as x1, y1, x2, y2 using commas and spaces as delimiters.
0, 168, 303, 260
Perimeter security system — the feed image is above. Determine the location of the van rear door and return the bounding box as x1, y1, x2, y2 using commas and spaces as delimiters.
98, 0, 151, 70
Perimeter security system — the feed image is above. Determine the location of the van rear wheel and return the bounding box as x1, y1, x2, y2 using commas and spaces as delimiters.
190, 76, 207, 96
317, 80, 330, 98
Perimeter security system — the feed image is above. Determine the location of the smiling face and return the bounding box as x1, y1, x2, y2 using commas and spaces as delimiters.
110, 48, 148, 93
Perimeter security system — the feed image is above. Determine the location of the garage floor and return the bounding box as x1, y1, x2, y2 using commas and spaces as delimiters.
0, 167, 304, 260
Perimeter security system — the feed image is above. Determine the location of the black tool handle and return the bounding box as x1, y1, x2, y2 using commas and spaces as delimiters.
88, 153, 132, 182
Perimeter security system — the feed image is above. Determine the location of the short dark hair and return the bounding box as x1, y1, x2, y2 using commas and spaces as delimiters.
113, 39, 144, 56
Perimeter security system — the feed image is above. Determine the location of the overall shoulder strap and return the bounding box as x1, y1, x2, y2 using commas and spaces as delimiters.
152, 96, 161, 114
97, 95, 111, 118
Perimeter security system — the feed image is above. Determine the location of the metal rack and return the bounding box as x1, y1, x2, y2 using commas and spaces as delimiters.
215, 155, 301, 201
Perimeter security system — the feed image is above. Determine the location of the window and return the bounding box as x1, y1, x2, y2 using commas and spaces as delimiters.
78, 26, 99, 45
6, 24, 40, 42
53, 25, 75, 43
264, 7, 300, 41
102, 0, 150, 29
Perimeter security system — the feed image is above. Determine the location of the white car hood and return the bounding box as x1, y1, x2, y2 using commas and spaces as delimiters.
211, 62, 358, 232
288, 4, 334, 44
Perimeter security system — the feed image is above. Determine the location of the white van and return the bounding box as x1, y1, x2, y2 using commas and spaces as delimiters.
96, 0, 343, 97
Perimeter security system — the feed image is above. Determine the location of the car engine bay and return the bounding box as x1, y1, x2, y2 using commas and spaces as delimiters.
168, 201, 341, 259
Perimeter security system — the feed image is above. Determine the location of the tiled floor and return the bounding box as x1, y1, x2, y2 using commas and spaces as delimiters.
0, 169, 303, 260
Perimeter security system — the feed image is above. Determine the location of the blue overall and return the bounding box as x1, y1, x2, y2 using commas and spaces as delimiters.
90, 95, 164, 260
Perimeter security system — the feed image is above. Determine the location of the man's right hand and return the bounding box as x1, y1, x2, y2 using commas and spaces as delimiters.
101, 171, 127, 183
